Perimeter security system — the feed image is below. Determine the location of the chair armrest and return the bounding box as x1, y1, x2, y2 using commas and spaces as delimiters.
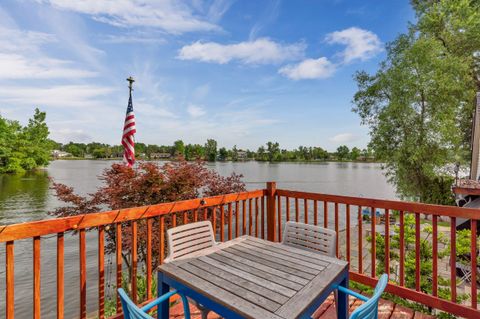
335, 285, 370, 302
141, 290, 178, 312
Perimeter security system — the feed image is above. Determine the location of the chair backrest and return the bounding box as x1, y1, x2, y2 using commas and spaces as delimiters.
282, 221, 336, 257
350, 274, 388, 319
118, 288, 153, 319
165, 221, 216, 263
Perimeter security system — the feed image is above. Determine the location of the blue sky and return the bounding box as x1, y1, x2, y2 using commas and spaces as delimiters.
0, 0, 414, 151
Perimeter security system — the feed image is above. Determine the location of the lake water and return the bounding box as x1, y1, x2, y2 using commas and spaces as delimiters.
0, 160, 397, 318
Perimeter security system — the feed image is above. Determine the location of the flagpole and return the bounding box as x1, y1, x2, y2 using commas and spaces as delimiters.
123, 76, 136, 168
126, 76, 136, 145
127, 76, 135, 94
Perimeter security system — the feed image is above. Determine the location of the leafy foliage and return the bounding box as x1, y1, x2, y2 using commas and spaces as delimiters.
50, 160, 246, 293
353, 0, 479, 204
0, 108, 53, 173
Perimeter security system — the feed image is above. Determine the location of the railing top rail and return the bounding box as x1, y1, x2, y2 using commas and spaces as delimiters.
277, 189, 480, 219
0, 189, 266, 242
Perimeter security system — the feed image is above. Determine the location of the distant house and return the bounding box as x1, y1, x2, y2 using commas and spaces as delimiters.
237, 150, 248, 160
52, 150, 72, 159
150, 152, 171, 159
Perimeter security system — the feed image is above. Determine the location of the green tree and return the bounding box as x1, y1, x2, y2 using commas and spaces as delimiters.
205, 139, 218, 161
173, 140, 185, 157
266, 141, 281, 162
350, 147, 361, 161
336, 145, 350, 161
218, 147, 228, 161
0, 109, 53, 173
353, 3, 477, 203
232, 145, 239, 162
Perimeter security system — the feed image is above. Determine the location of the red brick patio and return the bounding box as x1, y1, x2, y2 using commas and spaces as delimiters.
168, 293, 436, 319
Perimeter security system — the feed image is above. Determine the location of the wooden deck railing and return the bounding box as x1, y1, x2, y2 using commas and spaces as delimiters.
0, 189, 267, 319
1, 182, 480, 318
271, 183, 480, 318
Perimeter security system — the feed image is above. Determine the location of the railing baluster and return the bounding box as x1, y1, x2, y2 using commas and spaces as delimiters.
172, 213, 177, 228
261, 197, 265, 239
255, 198, 259, 238
399, 211, 405, 286
295, 198, 299, 222
98, 226, 105, 319
235, 201, 240, 238
358, 206, 363, 274
314, 200, 318, 226
277, 195, 282, 239
79, 229, 86, 319
432, 215, 438, 297
324, 201, 328, 228
34, 236, 41, 319
335, 203, 339, 257
146, 218, 153, 300
384, 209, 390, 277
450, 217, 457, 302
249, 199, 253, 235
220, 205, 225, 242
131, 221, 138, 303
159, 217, 165, 265
242, 200, 247, 235
346, 204, 351, 267
286, 197, 290, 222
116, 224, 122, 313
471, 219, 478, 309
212, 207, 217, 236
193, 208, 198, 222
6, 241, 14, 319
228, 203, 233, 240
371, 206, 376, 278
183, 211, 188, 224
415, 213, 421, 291
304, 199, 308, 224
57, 233, 64, 319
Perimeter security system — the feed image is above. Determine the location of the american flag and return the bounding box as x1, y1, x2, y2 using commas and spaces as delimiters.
122, 92, 136, 166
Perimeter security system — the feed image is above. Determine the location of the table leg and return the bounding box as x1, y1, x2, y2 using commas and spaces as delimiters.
337, 274, 349, 319
157, 271, 170, 319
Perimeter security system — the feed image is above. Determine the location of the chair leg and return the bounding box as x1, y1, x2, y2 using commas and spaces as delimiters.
179, 293, 191, 319
201, 308, 210, 319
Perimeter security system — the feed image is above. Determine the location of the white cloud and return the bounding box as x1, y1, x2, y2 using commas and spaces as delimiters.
0, 25, 97, 80
177, 38, 305, 64
38, 0, 225, 34
0, 85, 115, 108
0, 53, 96, 79
187, 104, 206, 117
50, 128, 93, 143
325, 27, 382, 63
278, 57, 336, 80
329, 133, 360, 143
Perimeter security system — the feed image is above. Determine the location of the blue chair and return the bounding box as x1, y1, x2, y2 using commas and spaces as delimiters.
118, 288, 191, 319
334, 274, 388, 319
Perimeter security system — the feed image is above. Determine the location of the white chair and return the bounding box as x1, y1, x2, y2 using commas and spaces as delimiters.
456, 261, 472, 285
282, 221, 338, 308
282, 221, 336, 257
165, 221, 217, 319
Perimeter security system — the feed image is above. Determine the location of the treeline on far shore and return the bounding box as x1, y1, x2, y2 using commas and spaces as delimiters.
53, 139, 376, 162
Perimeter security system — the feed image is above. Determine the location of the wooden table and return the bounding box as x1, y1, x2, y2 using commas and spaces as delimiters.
157, 235, 349, 319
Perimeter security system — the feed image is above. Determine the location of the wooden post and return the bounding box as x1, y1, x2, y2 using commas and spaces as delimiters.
266, 182, 277, 242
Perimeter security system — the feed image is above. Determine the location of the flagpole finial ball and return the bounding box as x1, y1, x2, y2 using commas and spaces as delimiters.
126, 76, 135, 91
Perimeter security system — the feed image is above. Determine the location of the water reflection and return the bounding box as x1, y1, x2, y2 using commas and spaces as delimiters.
0, 170, 50, 224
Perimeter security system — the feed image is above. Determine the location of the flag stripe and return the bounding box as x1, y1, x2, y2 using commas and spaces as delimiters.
122, 93, 136, 167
